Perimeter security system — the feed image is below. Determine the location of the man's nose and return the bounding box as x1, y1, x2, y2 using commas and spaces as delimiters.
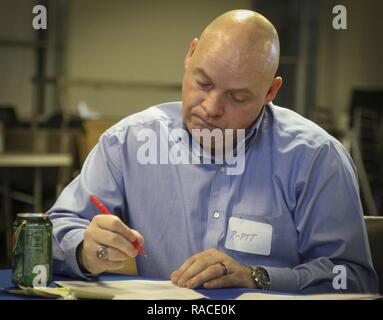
202, 91, 224, 118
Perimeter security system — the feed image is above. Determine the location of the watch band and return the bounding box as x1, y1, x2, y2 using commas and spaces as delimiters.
246, 265, 270, 290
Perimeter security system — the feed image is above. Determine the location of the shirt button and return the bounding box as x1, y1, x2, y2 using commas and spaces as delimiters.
213, 211, 220, 219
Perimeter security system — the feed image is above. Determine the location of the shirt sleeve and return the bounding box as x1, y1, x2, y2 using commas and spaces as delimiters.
47, 131, 126, 279
263, 141, 379, 293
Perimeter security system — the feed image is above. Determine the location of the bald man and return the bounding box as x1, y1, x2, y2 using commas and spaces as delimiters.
48, 10, 378, 293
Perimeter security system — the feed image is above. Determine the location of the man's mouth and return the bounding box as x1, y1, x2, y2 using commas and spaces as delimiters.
192, 114, 220, 130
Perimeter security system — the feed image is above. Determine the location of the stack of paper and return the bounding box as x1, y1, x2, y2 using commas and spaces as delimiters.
54, 280, 207, 300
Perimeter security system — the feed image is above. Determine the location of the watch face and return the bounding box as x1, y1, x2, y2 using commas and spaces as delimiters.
246, 265, 270, 290
255, 267, 270, 290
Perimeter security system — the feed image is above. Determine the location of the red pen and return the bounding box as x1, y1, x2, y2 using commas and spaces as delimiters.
90, 194, 147, 257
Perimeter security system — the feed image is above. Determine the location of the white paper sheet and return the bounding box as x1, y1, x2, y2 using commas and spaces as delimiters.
55, 280, 207, 300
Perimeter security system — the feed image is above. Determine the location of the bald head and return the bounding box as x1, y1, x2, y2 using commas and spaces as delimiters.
182, 10, 283, 150
194, 10, 280, 84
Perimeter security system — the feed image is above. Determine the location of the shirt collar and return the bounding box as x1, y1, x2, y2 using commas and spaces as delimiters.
244, 104, 266, 146
175, 105, 267, 164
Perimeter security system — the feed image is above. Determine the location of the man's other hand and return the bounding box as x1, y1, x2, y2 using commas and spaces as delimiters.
170, 248, 255, 289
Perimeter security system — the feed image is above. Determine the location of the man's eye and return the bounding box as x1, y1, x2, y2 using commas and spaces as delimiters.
196, 80, 211, 89
231, 95, 247, 104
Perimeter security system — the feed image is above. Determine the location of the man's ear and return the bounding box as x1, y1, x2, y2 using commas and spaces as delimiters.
265, 77, 283, 104
184, 38, 198, 69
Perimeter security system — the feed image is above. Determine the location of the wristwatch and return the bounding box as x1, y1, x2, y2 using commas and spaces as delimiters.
246, 265, 270, 290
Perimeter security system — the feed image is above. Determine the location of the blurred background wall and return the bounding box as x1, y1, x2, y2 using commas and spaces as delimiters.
0, 0, 255, 121
316, 0, 383, 132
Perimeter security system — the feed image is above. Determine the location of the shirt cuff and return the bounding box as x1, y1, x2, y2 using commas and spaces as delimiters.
262, 265, 299, 293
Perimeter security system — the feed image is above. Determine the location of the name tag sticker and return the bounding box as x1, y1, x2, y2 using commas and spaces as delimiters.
224, 217, 272, 256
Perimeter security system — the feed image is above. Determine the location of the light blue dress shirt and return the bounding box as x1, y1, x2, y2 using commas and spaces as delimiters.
48, 101, 378, 293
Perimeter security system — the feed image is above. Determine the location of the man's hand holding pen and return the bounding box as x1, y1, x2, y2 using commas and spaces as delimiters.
78, 214, 145, 275
76, 195, 146, 275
